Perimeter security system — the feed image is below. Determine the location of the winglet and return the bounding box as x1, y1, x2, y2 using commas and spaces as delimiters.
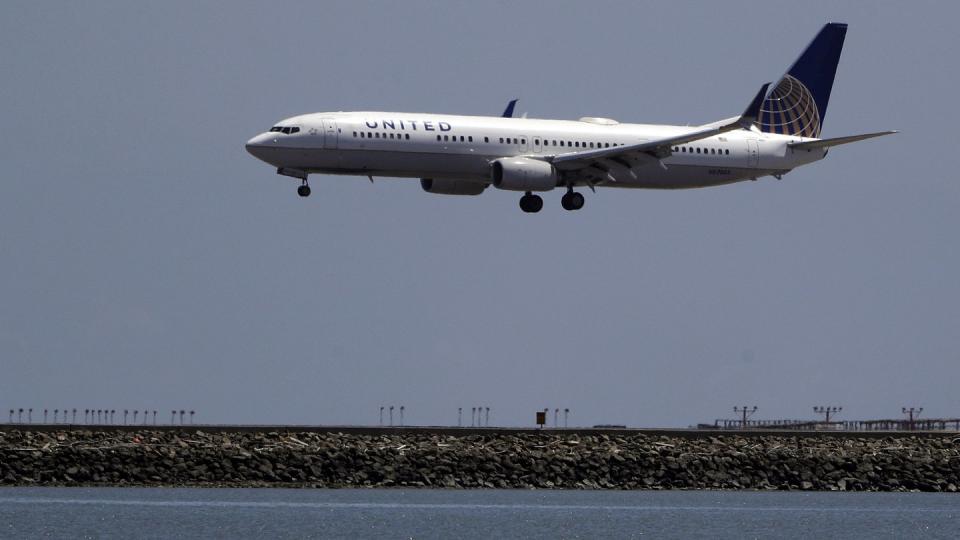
501, 99, 518, 118
740, 83, 770, 129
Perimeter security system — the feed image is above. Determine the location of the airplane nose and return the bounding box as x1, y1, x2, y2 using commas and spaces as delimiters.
245, 133, 269, 153
245, 133, 276, 162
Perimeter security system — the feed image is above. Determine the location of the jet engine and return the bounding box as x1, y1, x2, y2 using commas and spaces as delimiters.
491, 157, 558, 192
420, 178, 487, 196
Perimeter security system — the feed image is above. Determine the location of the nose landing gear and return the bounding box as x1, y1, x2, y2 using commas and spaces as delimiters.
519, 192, 543, 213
276, 168, 311, 198
297, 179, 311, 198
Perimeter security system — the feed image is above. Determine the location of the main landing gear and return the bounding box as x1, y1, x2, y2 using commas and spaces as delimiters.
297, 179, 311, 198
518, 189, 586, 213
561, 189, 585, 211
519, 192, 543, 213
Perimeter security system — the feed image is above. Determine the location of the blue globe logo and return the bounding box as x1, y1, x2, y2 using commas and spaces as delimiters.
757, 75, 821, 138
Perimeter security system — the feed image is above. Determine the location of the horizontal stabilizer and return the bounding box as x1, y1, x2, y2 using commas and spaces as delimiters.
788, 130, 898, 150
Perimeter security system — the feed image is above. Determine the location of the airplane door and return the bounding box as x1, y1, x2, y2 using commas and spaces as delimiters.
533, 136, 542, 153
747, 140, 759, 166
322, 118, 338, 149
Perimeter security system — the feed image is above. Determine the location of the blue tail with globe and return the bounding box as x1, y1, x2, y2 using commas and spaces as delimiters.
756, 23, 847, 138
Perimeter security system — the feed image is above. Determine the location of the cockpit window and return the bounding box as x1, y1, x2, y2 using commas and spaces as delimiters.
269, 126, 301, 134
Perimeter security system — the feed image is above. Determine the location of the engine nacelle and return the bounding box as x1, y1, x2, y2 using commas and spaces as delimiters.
491, 157, 558, 192
420, 178, 487, 196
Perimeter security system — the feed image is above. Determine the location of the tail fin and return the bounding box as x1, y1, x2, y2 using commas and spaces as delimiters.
501, 99, 518, 118
757, 22, 847, 138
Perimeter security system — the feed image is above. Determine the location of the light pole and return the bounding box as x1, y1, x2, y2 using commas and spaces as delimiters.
171, 410, 176, 425
18, 408, 23, 423
72, 409, 77, 423
902, 407, 923, 430
400, 406, 404, 426
564, 408, 569, 428
458, 407, 462, 427
180, 410, 185, 425
152, 410, 157, 425
379, 406, 384, 426
389, 406, 394, 427
554, 408, 559, 427
485, 407, 490, 427
813, 406, 842, 424
190, 411, 195, 425
44, 409, 48, 424
471, 407, 476, 427
733, 406, 758, 429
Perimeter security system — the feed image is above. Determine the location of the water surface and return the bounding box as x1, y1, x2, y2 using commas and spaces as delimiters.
0, 487, 955, 539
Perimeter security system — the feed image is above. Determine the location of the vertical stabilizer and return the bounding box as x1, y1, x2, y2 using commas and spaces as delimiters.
501, 99, 518, 118
757, 23, 847, 137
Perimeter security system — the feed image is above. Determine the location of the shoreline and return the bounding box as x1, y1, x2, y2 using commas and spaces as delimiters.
2, 429, 958, 491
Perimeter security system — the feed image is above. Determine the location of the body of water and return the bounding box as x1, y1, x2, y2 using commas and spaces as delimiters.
0, 487, 955, 539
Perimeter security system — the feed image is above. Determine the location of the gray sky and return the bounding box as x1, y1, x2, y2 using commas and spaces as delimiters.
1, 1, 957, 428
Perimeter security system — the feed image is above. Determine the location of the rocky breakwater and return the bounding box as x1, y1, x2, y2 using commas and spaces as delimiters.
1, 429, 959, 491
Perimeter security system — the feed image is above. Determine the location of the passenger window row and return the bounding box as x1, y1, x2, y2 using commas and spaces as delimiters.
674, 146, 730, 155
353, 131, 412, 140
436, 135, 475, 143
345, 130, 729, 156
545, 140, 620, 149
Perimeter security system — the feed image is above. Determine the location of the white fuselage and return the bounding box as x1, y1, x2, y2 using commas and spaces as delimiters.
245, 111, 827, 190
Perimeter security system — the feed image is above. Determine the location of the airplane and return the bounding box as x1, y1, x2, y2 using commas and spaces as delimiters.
245, 22, 895, 213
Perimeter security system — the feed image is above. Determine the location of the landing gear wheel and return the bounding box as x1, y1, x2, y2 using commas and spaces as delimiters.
561, 191, 585, 211
297, 184, 311, 198
519, 193, 543, 213
570, 191, 584, 210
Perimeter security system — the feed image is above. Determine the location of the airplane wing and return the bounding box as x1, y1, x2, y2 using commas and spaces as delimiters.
550, 83, 770, 172
788, 131, 898, 151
